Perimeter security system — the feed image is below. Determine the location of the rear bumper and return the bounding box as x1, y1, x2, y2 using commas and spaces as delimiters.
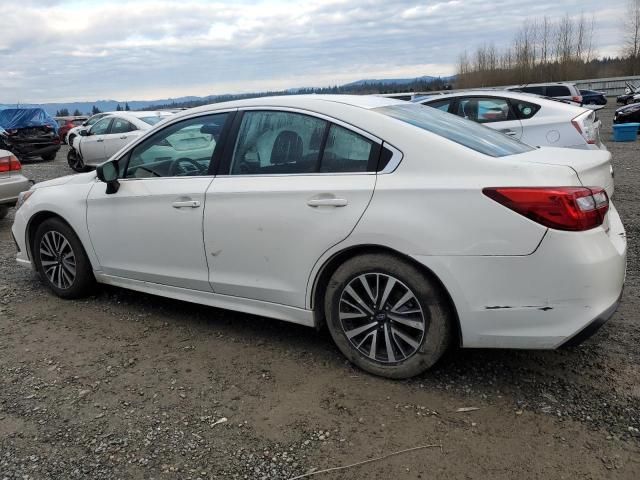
0, 173, 32, 205
5, 141, 60, 158
559, 291, 621, 348
413, 203, 627, 349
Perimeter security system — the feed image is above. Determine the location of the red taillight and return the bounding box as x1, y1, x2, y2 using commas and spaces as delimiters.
483, 187, 609, 231
0, 154, 22, 173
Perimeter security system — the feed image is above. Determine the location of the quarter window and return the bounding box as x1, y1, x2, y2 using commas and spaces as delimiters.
511, 100, 541, 120
124, 113, 229, 178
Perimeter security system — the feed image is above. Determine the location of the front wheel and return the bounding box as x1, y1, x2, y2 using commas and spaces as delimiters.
324, 253, 453, 379
67, 149, 87, 172
33, 218, 96, 298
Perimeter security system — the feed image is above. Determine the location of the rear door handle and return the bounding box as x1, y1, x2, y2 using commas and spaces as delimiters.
119, 135, 128, 139
307, 197, 348, 207
96, 139, 104, 142
172, 200, 201, 208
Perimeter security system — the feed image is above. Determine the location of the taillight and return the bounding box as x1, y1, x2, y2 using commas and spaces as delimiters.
572, 111, 597, 144
483, 187, 609, 231
0, 154, 22, 173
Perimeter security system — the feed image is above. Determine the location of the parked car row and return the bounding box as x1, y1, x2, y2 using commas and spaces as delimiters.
10, 94, 626, 379
0, 150, 32, 219
54, 116, 88, 144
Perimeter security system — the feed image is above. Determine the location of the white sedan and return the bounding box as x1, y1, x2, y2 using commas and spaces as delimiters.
414, 90, 604, 151
12, 95, 626, 379
68, 111, 174, 171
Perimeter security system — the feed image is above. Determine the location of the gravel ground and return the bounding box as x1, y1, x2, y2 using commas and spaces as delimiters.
1, 104, 639, 479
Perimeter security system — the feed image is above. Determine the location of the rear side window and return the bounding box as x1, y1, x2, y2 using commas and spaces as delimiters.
455, 97, 513, 123
229, 111, 380, 175
511, 100, 541, 120
546, 86, 571, 97
320, 124, 375, 173
375, 103, 534, 158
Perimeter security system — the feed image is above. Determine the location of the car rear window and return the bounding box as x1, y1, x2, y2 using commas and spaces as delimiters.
374, 103, 534, 158
140, 116, 164, 125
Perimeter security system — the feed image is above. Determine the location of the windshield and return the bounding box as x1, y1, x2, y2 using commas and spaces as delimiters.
374, 103, 534, 157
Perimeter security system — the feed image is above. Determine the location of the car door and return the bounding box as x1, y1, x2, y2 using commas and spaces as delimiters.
203, 109, 379, 308
79, 117, 111, 164
454, 97, 523, 139
86, 112, 233, 291
103, 117, 139, 159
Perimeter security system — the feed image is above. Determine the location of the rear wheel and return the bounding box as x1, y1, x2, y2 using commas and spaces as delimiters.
324, 253, 453, 379
41, 152, 56, 161
67, 149, 87, 172
33, 218, 95, 298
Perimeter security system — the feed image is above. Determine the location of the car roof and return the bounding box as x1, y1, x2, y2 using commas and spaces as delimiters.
169, 94, 405, 120
507, 82, 577, 88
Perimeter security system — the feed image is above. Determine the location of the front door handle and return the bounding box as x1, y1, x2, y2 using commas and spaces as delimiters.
172, 200, 201, 208
119, 135, 128, 139
307, 197, 348, 207
500, 129, 517, 137
96, 138, 104, 142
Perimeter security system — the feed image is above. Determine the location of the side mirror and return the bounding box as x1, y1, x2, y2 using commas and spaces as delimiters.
80, 129, 90, 136
96, 161, 120, 194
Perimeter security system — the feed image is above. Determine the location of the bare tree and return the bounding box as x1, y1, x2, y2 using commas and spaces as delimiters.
624, 0, 640, 73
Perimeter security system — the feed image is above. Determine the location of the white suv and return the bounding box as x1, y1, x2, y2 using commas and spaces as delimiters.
506, 82, 583, 104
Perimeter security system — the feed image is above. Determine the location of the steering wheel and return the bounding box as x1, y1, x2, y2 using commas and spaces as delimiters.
169, 157, 202, 176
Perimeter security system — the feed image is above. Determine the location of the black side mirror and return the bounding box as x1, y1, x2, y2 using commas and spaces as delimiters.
80, 129, 90, 136
96, 161, 120, 194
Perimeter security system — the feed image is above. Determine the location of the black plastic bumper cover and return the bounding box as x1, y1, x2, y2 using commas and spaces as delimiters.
559, 293, 622, 348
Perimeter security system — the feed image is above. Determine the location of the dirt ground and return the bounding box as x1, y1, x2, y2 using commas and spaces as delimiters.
1, 103, 639, 479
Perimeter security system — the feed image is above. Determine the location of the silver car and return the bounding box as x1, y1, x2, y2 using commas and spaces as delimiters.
0, 149, 32, 219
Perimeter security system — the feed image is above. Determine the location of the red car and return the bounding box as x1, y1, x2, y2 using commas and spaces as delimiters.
55, 116, 88, 144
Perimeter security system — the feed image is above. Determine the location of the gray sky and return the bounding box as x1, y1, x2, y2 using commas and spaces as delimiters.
0, 0, 625, 103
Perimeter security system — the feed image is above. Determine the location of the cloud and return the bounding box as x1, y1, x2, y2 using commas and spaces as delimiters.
0, 0, 625, 103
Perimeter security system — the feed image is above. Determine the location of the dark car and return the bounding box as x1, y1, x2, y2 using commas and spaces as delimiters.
579, 89, 607, 105
616, 93, 637, 105
613, 102, 640, 129
0, 108, 61, 161
55, 116, 88, 143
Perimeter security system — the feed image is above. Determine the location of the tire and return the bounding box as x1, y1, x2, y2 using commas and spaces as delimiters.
41, 152, 56, 161
67, 148, 87, 172
324, 253, 453, 379
0, 206, 8, 220
33, 218, 95, 299
67, 134, 76, 147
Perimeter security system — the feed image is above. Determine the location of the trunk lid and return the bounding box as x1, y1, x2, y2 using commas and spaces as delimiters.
517, 147, 614, 197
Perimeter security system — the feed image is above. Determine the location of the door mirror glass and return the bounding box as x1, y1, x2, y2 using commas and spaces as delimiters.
80, 129, 89, 136
96, 161, 120, 194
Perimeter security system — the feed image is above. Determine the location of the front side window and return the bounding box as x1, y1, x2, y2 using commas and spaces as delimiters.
87, 114, 105, 126
375, 103, 533, 158
90, 118, 112, 135
455, 97, 512, 123
518, 86, 545, 95
230, 111, 327, 174
110, 118, 136, 134
124, 113, 229, 178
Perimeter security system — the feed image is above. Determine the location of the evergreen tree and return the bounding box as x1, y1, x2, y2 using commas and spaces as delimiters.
73, 109, 82, 116
116, 104, 122, 111
124, 102, 131, 111
91, 105, 102, 115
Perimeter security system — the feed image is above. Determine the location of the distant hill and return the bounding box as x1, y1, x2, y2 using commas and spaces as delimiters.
0, 75, 456, 115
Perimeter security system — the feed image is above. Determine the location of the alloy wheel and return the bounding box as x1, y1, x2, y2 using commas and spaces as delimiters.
39, 231, 76, 289
339, 273, 426, 363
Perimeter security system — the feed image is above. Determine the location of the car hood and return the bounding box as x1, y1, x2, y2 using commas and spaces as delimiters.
32, 171, 97, 190
517, 147, 614, 197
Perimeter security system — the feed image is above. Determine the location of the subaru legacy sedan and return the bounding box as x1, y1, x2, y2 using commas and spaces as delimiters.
12, 95, 626, 379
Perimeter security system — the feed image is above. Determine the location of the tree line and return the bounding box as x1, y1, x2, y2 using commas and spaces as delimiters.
55, 103, 130, 117
457, 1, 640, 88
